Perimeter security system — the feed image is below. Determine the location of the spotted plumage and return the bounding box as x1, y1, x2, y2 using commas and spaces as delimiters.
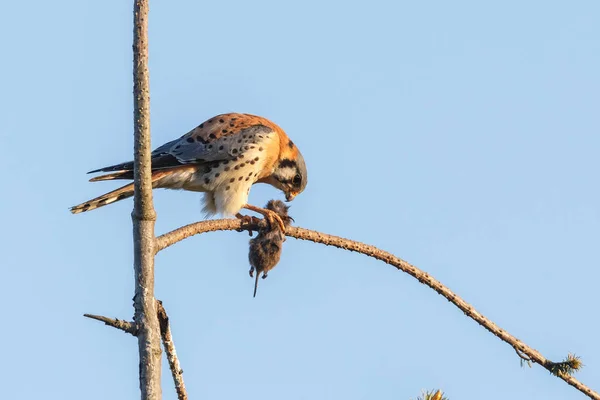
249, 200, 293, 297
70, 113, 308, 218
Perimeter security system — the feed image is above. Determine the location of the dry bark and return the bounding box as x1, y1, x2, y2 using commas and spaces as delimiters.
132, 0, 161, 398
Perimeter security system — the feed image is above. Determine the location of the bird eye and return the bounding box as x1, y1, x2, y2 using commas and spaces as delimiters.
292, 174, 301, 185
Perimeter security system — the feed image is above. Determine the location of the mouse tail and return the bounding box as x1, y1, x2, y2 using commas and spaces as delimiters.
253, 272, 260, 298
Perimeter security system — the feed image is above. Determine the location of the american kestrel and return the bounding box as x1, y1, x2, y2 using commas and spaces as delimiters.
249, 200, 293, 297
70, 113, 307, 228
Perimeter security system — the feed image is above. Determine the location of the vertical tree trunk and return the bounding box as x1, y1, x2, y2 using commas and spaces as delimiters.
132, 0, 161, 399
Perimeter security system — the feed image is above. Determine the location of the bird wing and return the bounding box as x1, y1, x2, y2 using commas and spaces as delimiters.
156, 113, 276, 163
89, 113, 277, 174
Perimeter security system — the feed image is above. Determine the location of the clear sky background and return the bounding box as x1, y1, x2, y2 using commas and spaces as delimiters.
0, 1, 598, 399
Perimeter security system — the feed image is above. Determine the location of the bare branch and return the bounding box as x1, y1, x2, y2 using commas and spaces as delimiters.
156, 218, 600, 400
157, 301, 188, 400
132, 0, 155, 222
156, 219, 264, 252
84, 314, 138, 336
132, 0, 161, 399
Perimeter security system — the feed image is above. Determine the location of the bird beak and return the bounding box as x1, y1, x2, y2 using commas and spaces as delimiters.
285, 192, 296, 202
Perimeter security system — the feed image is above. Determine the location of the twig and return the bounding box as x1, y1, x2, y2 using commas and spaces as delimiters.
514, 345, 532, 368
84, 314, 138, 336
156, 218, 600, 400
157, 301, 188, 400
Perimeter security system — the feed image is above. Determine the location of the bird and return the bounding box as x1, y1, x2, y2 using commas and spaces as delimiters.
249, 200, 293, 297
70, 113, 307, 228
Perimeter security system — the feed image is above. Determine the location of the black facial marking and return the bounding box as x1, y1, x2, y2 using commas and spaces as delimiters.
219, 118, 225, 123
209, 133, 217, 139
288, 140, 295, 148
279, 159, 297, 169
186, 137, 194, 143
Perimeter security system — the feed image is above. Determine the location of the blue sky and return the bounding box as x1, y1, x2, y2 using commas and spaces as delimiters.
1, 1, 598, 399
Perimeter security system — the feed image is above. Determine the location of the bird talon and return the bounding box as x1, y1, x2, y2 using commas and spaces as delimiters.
236, 213, 260, 235
265, 210, 286, 233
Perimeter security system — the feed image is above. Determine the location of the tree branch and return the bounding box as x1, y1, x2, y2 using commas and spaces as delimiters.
156, 219, 265, 253
84, 314, 138, 336
157, 301, 188, 400
156, 218, 600, 400
132, 0, 161, 399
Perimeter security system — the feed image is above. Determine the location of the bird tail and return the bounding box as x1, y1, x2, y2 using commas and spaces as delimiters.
70, 182, 135, 214
70, 169, 177, 214
254, 272, 260, 298
89, 170, 133, 182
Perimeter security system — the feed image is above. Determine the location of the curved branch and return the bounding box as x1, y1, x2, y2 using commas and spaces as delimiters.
156, 219, 599, 400
156, 219, 264, 252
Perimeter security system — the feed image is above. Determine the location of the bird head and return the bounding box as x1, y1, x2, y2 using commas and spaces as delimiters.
269, 140, 308, 202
